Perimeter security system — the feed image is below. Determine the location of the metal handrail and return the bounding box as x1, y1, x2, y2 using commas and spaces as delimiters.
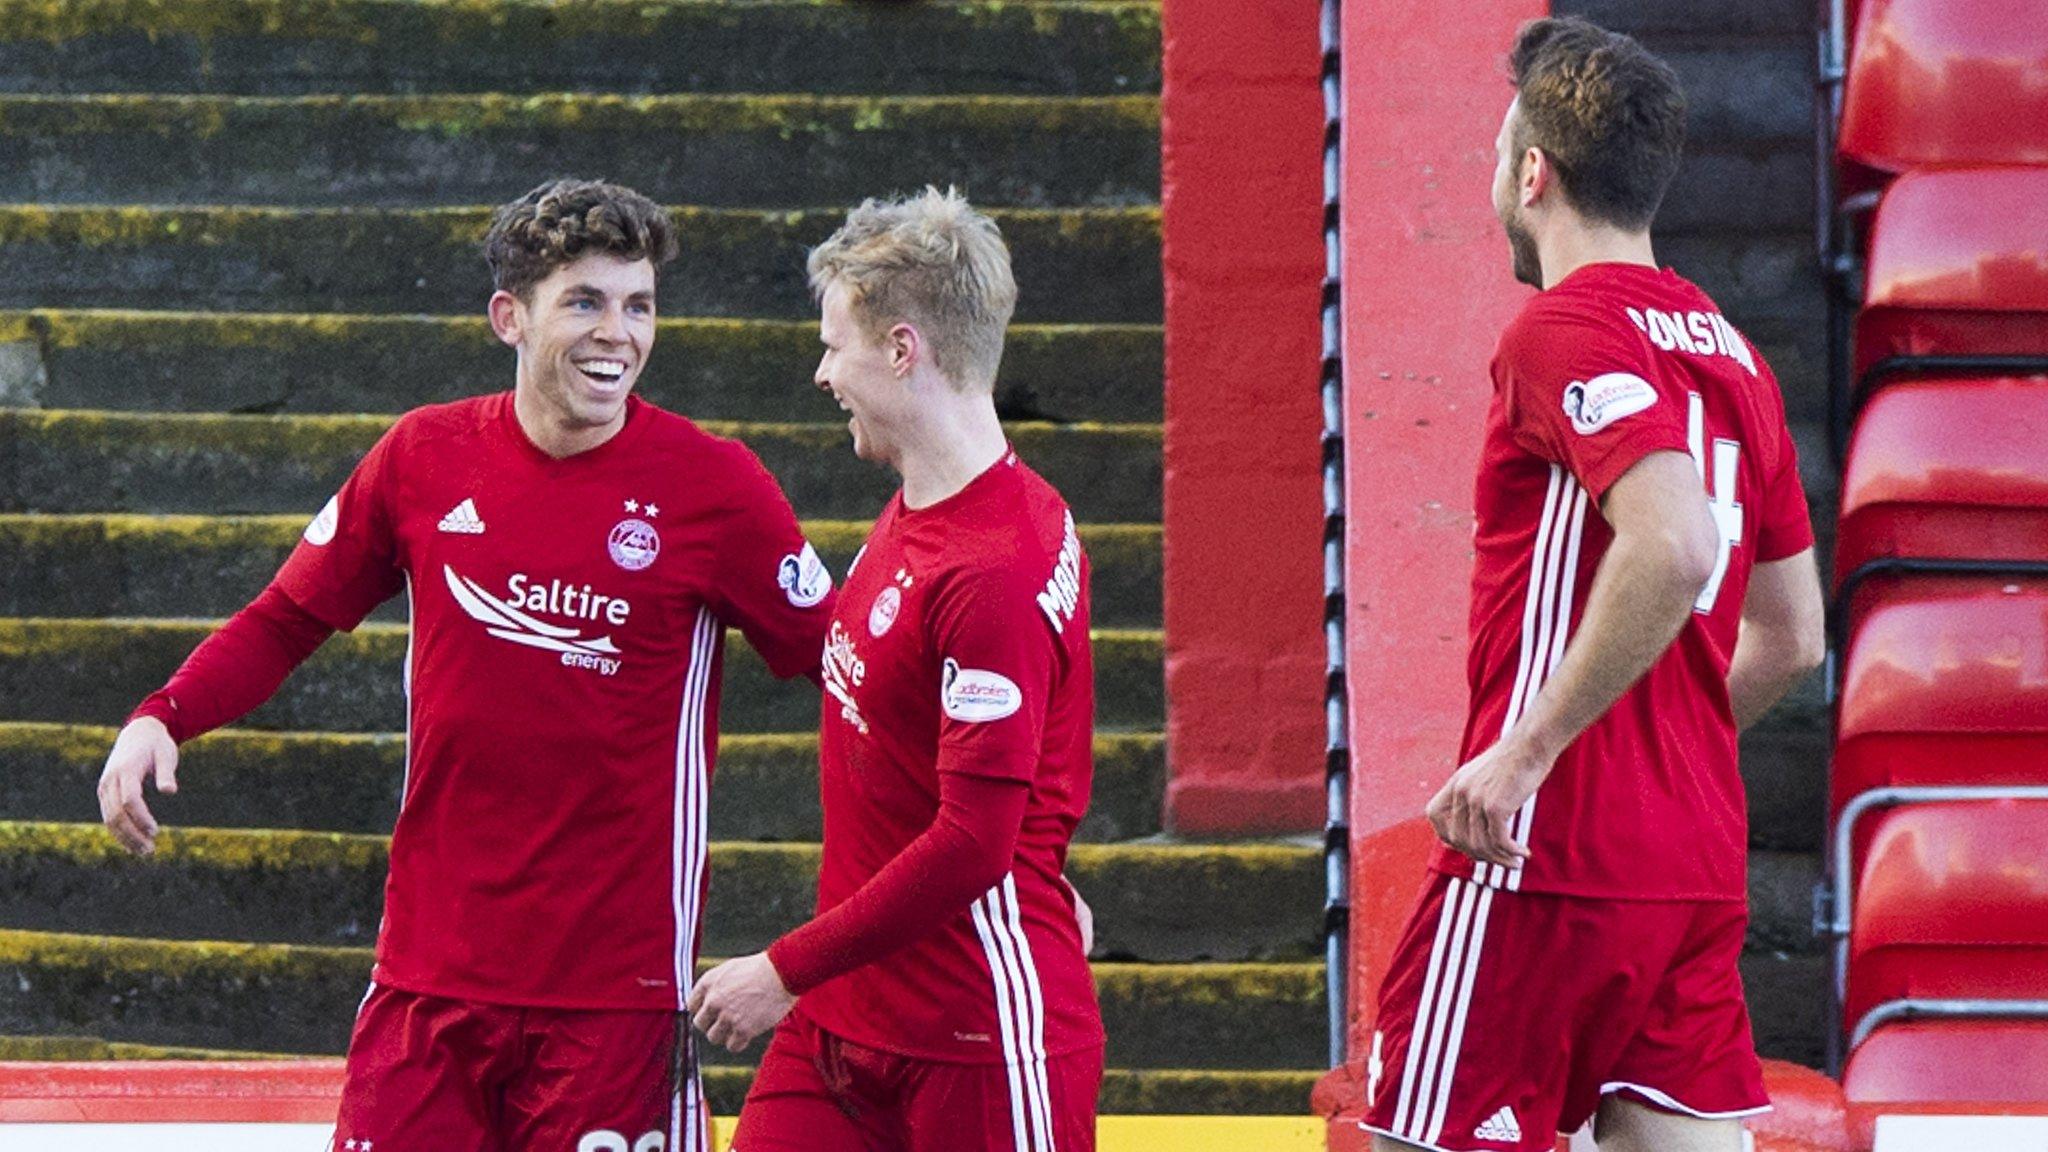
1821, 785, 2048, 1072
1849, 998, 2048, 1054
1318, 0, 1349, 1073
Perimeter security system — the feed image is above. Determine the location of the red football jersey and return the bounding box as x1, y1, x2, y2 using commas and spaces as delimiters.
1432, 263, 1814, 901
800, 450, 1104, 1063
276, 393, 834, 1010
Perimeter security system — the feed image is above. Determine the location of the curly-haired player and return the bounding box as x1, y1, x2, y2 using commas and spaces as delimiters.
1364, 19, 1825, 1152
97, 178, 838, 1152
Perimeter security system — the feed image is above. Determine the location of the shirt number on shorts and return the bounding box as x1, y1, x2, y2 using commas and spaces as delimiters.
1687, 392, 1743, 614
578, 1131, 664, 1152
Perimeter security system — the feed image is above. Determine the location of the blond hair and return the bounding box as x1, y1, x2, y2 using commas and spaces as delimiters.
807, 187, 1017, 390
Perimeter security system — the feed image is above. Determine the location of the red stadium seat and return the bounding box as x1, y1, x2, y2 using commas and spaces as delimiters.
1835, 378, 2048, 589
1832, 582, 2048, 826
1840, 799, 2048, 1040
1844, 1019, 2048, 1106
1851, 168, 2048, 389
1839, 0, 2048, 176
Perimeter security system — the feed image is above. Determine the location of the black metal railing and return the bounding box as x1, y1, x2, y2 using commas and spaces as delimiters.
1319, 0, 1350, 1074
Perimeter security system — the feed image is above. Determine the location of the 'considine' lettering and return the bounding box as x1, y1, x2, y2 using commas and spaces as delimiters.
1624, 306, 1758, 377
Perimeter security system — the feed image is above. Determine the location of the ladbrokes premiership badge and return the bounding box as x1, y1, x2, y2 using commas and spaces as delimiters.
608, 518, 660, 571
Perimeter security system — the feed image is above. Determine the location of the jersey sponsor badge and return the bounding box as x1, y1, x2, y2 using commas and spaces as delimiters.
868, 584, 901, 637
304, 494, 341, 547
1562, 372, 1657, 435
941, 658, 1021, 723
607, 518, 660, 571
777, 541, 833, 609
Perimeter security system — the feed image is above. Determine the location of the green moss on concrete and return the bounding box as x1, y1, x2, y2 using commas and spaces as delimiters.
1092, 961, 1324, 1006
0, 1033, 299, 1059
0, 927, 368, 979
0, 0, 1160, 48
0, 91, 1158, 141
1099, 1069, 1317, 1115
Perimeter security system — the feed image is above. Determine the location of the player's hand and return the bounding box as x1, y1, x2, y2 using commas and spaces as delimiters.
97, 716, 179, 856
687, 952, 795, 1054
1426, 736, 1548, 869
1063, 875, 1095, 956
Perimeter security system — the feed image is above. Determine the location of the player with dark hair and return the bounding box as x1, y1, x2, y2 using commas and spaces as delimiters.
1364, 18, 1825, 1152
96, 177, 837, 1152
687, 187, 1104, 1152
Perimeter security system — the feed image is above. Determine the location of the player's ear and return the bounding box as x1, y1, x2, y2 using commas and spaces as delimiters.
487, 290, 525, 348
887, 322, 920, 379
1520, 147, 1550, 207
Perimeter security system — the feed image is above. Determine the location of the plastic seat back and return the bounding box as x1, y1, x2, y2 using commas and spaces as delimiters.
1843, 800, 2048, 1034
1839, 0, 2048, 175
1836, 378, 2048, 584
1845, 1019, 2048, 1106
1834, 581, 2048, 825
1852, 168, 2048, 388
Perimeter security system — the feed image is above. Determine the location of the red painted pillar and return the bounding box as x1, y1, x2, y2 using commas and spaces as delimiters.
1159, 0, 1326, 836
1317, 2, 1543, 1145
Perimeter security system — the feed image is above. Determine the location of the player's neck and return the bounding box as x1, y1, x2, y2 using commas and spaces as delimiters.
1537, 223, 1656, 290
511, 385, 627, 459
894, 393, 1008, 511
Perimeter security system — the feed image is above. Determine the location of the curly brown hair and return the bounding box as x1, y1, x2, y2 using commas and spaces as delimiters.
483, 178, 680, 300
1509, 17, 1687, 231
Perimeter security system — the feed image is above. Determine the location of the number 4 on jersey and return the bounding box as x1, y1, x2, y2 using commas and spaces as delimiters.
1687, 392, 1742, 613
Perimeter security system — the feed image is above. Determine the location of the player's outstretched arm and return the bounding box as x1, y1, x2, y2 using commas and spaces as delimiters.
1726, 548, 1824, 730
96, 584, 335, 856
1430, 450, 1717, 867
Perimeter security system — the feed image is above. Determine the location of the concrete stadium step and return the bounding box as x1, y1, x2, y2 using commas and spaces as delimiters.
0, 723, 1168, 843
0, 411, 1163, 522
0, 514, 1162, 628
0, 94, 1160, 208
0, 822, 1320, 963
0, 311, 1161, 424
0, 929, 1326, 1070
0, 1038, 1317, 1115
0, 0, 1160, 99
0, 206, 1162, 324
0, 618, 1164, 734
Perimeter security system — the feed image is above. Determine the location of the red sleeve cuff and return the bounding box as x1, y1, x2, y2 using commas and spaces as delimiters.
128, 693, 186, 744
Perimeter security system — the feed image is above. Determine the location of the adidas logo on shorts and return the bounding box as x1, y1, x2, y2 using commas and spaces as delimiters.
1474, 1106, 1522, 1143
438, 498, 486, 535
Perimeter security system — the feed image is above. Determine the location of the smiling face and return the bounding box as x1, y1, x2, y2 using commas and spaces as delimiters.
814, 281, 906, 466
493, 252, 657, 452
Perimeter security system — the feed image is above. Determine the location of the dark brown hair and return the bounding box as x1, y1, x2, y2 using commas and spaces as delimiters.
483, 178, 680, 299
1509, 17, 1687, 231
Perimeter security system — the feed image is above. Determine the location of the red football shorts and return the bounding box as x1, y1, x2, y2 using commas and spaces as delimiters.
331, 983, 709, 1152
731, 1009, 1102, 1152
1362, 872, 1769, 1151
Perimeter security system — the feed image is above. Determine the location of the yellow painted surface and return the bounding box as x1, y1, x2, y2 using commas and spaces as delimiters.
706, 1116, 1324, 1152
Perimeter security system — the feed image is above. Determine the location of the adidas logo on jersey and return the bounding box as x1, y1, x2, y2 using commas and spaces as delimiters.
438, 498, 486, 535
1474, 1106, 1522, 1143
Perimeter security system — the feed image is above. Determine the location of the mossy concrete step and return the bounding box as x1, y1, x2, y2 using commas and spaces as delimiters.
0, 206, 1162, 324
0, 822, 1320, 963
0, 1041, 1316, 1115
0, 310, 1160, 425
0, 411, 1163, 522
0, 514, 1162, 628
0, 0, 1160, 99
0, 94, 1160, 208
0, 619, 1164, 733
0, 930, 1326, 1070
0, 723, 1168, 843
